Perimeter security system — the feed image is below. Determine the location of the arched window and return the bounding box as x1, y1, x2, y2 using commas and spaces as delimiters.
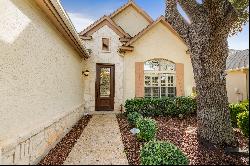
144, 59, 176, 98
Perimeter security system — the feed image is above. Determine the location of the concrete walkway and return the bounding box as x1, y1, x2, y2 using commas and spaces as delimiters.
64, 114, 128, 165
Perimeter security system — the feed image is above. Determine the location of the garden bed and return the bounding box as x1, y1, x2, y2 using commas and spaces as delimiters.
38, 115, 92, 165
117, 114, 249, 165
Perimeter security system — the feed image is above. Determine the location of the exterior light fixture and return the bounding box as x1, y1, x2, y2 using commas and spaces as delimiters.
130, 128, 140, 159
82, 70, 90, 76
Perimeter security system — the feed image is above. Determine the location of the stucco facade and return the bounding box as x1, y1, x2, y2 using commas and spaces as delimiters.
124, 22, 195, 100
0, 0, 87, 164
226, 70, 248, 103
112, 5, 151, 37
81, 2, 196, 111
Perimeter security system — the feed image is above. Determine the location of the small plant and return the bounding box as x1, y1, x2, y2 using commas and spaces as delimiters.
140, 140, 189, 165
237, 111, 249, 137
127, 112, 143, 126
136, 118, 157, 142
229, 103, 248, 127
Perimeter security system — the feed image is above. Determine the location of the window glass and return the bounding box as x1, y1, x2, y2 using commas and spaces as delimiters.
102, 38, 110, 51
144, 59, 176, 98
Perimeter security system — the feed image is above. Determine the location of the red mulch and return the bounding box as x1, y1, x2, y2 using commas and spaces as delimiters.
117, 114, 249, 165
38, 115, 92, 165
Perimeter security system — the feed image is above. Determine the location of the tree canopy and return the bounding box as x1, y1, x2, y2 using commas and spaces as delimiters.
229, 0, 249, 35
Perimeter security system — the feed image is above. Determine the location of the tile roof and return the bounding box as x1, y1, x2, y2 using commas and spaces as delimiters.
226, 49, 249, 70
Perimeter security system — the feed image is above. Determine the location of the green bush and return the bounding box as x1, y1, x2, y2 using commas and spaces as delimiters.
125, 97, 197, 117
237, 111, 249, 137
140, 140, 189, 165
240, 100, 249, 111
241, 99, 249, 104
229, 103, 248, 127
127, 112, 143, 126
136, 118, 157, 142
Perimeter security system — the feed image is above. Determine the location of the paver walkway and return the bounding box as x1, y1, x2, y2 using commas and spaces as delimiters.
64, 114, 128, 165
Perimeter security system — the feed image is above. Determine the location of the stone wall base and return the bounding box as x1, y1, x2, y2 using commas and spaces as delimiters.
0, 104, 85, 165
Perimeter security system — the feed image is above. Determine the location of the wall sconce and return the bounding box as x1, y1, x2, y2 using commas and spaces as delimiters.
82, 70, 90, 76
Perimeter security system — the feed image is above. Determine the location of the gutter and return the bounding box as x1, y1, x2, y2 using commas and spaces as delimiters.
35, 0, 89, 59
226, 67, 249, 72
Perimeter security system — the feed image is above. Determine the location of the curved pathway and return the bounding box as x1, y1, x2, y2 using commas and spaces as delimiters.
64, 114, 128, 165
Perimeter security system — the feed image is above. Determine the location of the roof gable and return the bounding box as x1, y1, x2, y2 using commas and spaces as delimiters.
125, 16, 186, 46
79, 16, 130, 38
109, 1, 153, 24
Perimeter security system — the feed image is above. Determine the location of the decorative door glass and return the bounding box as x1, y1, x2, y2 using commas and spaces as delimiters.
100, 68, 111, 97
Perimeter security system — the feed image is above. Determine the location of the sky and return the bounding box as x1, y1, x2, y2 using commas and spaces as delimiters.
61, 0, 249, 50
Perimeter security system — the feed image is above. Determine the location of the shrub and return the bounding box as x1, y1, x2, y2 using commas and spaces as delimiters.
136, 118, 157, 142
229, 103, 248, 127
140, 140, 189, 165
240, 100, 249, 111
237, 111, 249, 137
127, 112, 143, 126
241, 99, 249, 104
125, 97, 197, 117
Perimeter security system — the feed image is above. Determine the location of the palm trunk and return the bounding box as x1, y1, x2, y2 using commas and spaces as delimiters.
190, 31, 234, 145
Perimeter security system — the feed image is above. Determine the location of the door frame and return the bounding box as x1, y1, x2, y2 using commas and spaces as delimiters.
95, 63, 115, 111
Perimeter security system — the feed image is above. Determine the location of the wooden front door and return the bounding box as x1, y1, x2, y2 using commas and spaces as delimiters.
95, 64, 115, 111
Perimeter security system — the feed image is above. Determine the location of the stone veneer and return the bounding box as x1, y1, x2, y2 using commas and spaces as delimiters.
0, 104, 84, 165
82, 25, 124, 113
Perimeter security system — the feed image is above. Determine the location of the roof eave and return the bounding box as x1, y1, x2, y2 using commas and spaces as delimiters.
35, 0, 89, 59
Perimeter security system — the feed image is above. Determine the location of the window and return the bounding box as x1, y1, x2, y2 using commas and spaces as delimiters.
102, 38, 110, 52
144, 59, 176, 98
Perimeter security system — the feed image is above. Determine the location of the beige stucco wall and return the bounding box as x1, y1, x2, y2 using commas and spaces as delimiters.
0, 0, 85, 163
226, 70, 248, 103
112, 5, 150, 37
82, 25, 124, 113
124, 22, 195, 100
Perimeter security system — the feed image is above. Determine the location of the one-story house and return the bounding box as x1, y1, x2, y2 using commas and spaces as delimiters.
80, 1, 195, 113
0, 0, 248, 165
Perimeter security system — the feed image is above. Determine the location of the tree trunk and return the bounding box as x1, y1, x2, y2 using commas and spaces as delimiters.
189, 26, 235, 145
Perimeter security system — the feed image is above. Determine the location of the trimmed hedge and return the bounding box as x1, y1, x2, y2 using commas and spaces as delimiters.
136, 118, 157, 142
237, 111, 249, 137
229, 103, 248, 127
127, 112, 143, 126
125, 97, 197, 117
140, 140, 189, 165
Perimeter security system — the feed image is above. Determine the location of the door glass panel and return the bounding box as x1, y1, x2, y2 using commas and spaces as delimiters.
100, 67, 111, 97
